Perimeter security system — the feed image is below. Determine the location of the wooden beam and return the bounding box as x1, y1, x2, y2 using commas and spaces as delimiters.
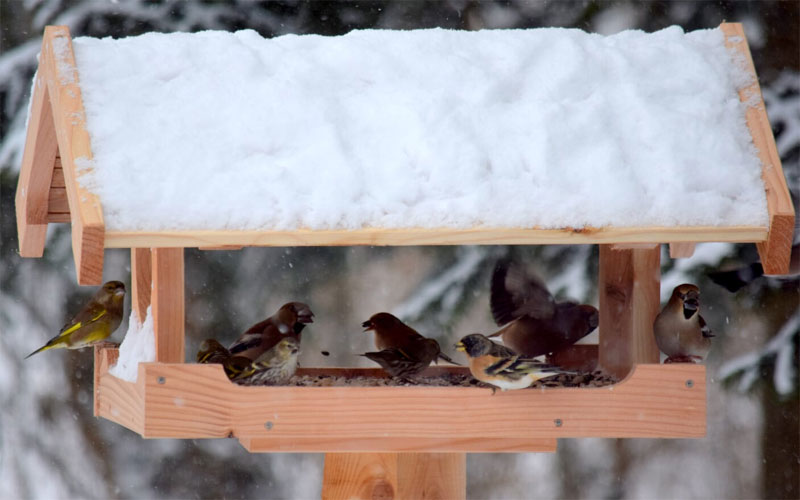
240, 436, 556, 454
94, 347, 706, 445
721, 23, 795, 274
598, 245, 661, 379
669, 242, 696, 259
151, 248, 184, 363
102, 224, 768, 250
321, 453, 466, 500
131, 248, 152, 324
322, 453, 398, 500
40, 26, 105, 284
16, 70, 58, 257
397, 453, 465, 500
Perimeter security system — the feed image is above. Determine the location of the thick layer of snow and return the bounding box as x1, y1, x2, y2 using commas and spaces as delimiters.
109, 307, 155, 382
70, 27, 767, 231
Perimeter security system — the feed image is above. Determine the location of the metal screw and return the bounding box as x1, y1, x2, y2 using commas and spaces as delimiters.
685, 379, 694, 388
157, 376, 166, 384
265, 421, 273, 431
554, 419, 563, 427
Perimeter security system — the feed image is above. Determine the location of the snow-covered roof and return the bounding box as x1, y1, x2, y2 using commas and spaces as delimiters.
69, 26, 766, 233
17, 24, 795, 284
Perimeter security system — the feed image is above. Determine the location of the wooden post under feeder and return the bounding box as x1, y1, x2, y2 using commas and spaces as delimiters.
16, 23, 795, 499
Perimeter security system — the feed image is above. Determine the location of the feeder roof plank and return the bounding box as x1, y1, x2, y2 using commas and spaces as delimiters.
41, 26, 105, 284
721, 23, 795, 274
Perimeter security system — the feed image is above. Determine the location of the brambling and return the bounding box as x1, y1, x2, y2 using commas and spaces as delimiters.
456, 333, 574, 392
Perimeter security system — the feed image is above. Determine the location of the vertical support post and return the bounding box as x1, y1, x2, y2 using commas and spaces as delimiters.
669, 242, 696, 259
322, 453, 466, 500
397, 453, 465, 500
131, 248, 152, 324
151, 248, 184, 363
16, 72, 58, 257
322, 453, 397, 500
598, 244, 661, 379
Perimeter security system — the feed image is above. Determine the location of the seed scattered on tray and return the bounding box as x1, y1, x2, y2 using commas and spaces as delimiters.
241, 370, 618, 388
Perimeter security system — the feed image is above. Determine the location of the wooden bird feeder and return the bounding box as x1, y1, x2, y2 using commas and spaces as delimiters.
16, 24, 794, 499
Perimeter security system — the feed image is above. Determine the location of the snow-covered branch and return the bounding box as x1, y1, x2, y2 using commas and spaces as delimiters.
719, 311, 799, 398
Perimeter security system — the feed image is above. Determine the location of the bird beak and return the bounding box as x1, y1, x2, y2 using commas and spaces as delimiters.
683, 298, 699, 311
290, 346, 299, 355
297, 309, 314, 324
362, 320, 374, 332
114, 288, 126, 296
455, 342, 466, 352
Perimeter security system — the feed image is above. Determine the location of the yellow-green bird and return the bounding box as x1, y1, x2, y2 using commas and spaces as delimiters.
25, 281, 126, 358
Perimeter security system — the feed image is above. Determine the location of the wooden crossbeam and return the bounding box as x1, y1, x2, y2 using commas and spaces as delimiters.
93, 347, 706, 446
101, 225, 768, 249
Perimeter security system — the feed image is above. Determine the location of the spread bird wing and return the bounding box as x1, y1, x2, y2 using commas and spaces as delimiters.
490, 258, 555, 326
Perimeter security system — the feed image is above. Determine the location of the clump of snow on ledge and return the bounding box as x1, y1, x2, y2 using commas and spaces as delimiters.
71, 26, 767, 232
109, 307, 155, 383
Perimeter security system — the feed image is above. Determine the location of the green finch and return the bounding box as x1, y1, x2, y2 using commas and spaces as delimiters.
231, 337, 300, 386
25, 281, 126, 358
197, 338, 254, 379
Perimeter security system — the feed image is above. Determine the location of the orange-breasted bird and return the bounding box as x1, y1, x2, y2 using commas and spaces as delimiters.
25, 281, 126, 358
228, 302, 313, 361
654, 284, 714, 363
362, 312, 457, 365
488, 259, 598, 357
456, 333, 574, 392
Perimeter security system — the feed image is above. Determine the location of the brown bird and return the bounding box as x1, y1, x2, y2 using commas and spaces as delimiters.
456, 333, 573, 392
654, 284, 714, 363
196, 338, 252, 379
361, 338, 442, 380
362, 312, 457, 365
488, 258, 598, 357
228, 302, 313, 361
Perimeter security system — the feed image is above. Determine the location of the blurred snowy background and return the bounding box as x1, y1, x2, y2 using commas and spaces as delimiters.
1, 1, 797, 499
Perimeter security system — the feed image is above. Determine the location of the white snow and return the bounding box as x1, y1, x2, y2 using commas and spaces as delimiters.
68, 26, 767, 232
109, 307, 155, 382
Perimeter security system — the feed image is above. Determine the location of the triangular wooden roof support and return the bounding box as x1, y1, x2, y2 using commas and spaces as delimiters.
14, 23, 795, 499
17, 26, 104, 284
